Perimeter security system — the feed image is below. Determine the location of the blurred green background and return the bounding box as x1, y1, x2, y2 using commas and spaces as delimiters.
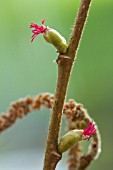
0, 0, 113, 169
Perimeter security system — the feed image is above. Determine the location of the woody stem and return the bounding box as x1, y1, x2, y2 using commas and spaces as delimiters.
43, 0, 92, 170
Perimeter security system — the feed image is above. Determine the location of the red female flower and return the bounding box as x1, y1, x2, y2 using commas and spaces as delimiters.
30, 20, 47, 42
30, 19, 68, 53
83, 120, 96, 140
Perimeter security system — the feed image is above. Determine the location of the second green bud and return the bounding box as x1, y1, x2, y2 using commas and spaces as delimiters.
58, 130, 83, 153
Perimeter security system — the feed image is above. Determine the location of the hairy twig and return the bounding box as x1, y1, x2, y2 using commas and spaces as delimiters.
43, 0, 92, 169
68, 0, 91, 58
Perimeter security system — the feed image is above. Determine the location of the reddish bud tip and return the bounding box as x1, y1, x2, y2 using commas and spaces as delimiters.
30, 20, 47, 42
83, 120, 96, 140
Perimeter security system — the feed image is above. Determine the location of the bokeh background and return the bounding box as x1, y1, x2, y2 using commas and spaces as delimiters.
0, 0, 113, 169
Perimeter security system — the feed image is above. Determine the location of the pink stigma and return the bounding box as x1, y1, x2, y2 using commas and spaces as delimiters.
83, 120, 96, 140
30, 20, 47, 42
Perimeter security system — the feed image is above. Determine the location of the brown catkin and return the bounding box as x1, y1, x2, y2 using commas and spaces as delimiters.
0, 92, 101, 170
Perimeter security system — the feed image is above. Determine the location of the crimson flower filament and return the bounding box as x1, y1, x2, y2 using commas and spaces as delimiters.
83, 120, 96, 140
30, 20, 47, 42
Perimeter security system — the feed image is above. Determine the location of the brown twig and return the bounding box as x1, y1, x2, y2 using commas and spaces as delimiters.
68, 0, 91, 58
43, 0, 92, 169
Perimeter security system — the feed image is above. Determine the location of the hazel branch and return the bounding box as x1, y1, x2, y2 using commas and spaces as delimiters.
43, 0, 92, 169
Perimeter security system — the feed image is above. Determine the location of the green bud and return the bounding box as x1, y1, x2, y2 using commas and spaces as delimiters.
43, 28, 68, 54
58, 130, 83, 153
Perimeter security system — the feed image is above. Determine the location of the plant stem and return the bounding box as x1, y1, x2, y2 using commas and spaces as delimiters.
43, 0, 92, 170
